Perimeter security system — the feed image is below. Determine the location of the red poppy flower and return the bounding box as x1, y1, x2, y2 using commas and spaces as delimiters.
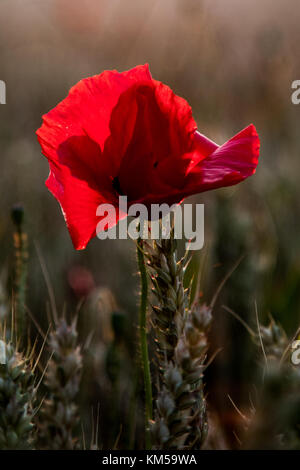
37, 64, 260, 250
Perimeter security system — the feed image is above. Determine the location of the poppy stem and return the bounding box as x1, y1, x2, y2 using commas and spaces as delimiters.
137, 237, 153, 450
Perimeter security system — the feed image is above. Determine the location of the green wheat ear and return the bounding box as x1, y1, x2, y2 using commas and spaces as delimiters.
36, 317, 82, 450
228, 304, 300, 449
0, 336, 35, 449
145, 232, 211, 450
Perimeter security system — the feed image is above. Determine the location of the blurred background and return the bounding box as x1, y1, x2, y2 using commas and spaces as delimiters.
0, 0, 300, 448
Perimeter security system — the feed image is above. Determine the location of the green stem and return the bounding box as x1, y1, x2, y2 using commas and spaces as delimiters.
137, 238, 153, 449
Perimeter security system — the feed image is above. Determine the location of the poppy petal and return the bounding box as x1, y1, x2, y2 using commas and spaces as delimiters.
37, 65, 152, 248
185, 124, 260, 193
46, 162, 126, 250
37, 64, 152, 158
105, 79, 197, 202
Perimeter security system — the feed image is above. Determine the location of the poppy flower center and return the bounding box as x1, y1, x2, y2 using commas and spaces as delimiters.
112, 176, 125, 196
